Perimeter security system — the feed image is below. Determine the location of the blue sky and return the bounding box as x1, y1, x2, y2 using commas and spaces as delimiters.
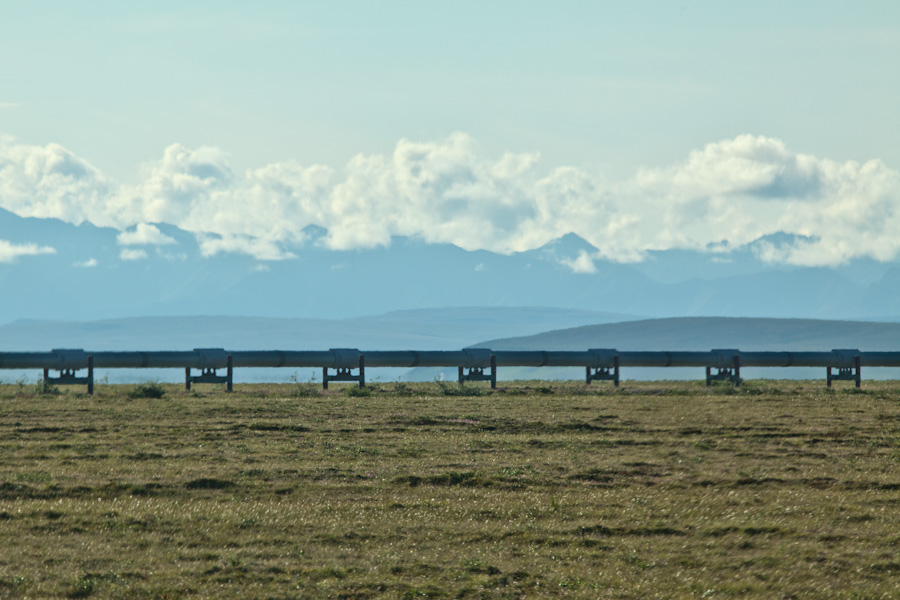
1, 1, 899, 266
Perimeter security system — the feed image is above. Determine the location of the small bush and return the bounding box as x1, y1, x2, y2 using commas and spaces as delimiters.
185, 478, 234, 490
66, 576, 94, 599
436, 381, 490, 397
392, 381, 414, 396
345, 386, 372, 397
34, 379, 60, 396
128, 383, 166, 399
292, 383, 320, 397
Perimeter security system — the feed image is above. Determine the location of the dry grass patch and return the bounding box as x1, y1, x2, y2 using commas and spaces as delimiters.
0, 380, 899, 598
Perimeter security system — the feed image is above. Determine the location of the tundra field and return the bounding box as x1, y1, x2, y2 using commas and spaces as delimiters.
1, 380, 899, 599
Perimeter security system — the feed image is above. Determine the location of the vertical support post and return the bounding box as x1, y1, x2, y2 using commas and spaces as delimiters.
226, 354, 233, 393
359, 354, 366, 388
733, 355, 741, 387
490, 354, 497, 390
185, 367, 191, 391
855, 355, 861, 388
827, 366, 833, 388
458, 366, 464, 385
87, 356, 94, 396
705, 366, 712, 386
586, 366, 592, 385
43, 367, 49, 384
614, 354, 620, 388
322, 366, 329, 390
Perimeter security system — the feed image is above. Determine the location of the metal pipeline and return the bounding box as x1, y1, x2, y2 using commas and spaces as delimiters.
3, 348, 900, 373
0, 352, 60, 370
860, 351, 900, 367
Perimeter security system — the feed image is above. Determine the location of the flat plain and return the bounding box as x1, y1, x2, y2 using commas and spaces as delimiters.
1, 379, 899, 599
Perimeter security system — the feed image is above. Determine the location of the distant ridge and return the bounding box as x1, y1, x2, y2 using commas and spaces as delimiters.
478, 317, 900, 352
0, 307, 633, 352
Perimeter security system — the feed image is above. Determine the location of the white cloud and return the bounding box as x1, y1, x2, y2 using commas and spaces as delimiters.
560, 250, 597, 274
0, 133, 898, 266
74, 258, 98, 268
0, 135, 112, 225
113, 143, 234, 226
0, 239, 55, 262
0, 103, 18, 109
626, 135, 900, 265
196, 233, 295, 261
119, 248, 148, 261
117, 223, 176, 246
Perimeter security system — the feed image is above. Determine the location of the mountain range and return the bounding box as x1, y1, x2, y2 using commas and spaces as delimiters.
2, 208, 900, 323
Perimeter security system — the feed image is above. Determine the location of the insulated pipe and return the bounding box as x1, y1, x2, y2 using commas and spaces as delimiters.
543, 351, 597, 367
738, 351, 835, 368
363, 351, 423, 368
0, 352, 59, 369
234, 351, 345, 368
92, 351, 206, 369
93, 350, 341, 369
4, 348, 900, 372
494, 351, 551, 367
228, 351, 289, 368
232, 350, 487, 369
364, 350, 494, 368
618, 351, 718, 368
860, 352, 900, 367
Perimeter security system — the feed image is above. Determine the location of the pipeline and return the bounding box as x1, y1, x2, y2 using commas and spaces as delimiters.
2, 347, 898, 393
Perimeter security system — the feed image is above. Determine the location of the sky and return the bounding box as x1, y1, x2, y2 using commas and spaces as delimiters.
1, 1, 899, 266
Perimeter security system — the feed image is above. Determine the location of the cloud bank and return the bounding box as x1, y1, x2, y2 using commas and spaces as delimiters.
0, 239, 56, 263
1, 133, 897, 266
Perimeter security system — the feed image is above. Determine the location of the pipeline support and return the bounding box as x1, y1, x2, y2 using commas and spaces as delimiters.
458, 354, 497, 389
586, 354, 619, 386
323, 354, 365, 389
706, 356, 741, 387
186, 354, 233, 392
828, 354, 861, 388
43, 355, 94, 395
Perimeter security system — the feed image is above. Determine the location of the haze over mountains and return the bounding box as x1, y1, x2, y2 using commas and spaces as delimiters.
2, 209, 899, 324
0, 308, 628, 353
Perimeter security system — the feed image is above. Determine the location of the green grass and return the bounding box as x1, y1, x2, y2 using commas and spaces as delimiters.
1, 380, 899, 598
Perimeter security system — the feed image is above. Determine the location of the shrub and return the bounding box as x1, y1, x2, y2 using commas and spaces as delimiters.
392, 381, 414, 396
292, 383, 320, 397
436, 381, 490, 397
128, 382, 166, 399
34, 379, 60, 396
345, 386, 372, 397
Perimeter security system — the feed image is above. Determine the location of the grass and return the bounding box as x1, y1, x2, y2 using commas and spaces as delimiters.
1, 379, 899, 598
